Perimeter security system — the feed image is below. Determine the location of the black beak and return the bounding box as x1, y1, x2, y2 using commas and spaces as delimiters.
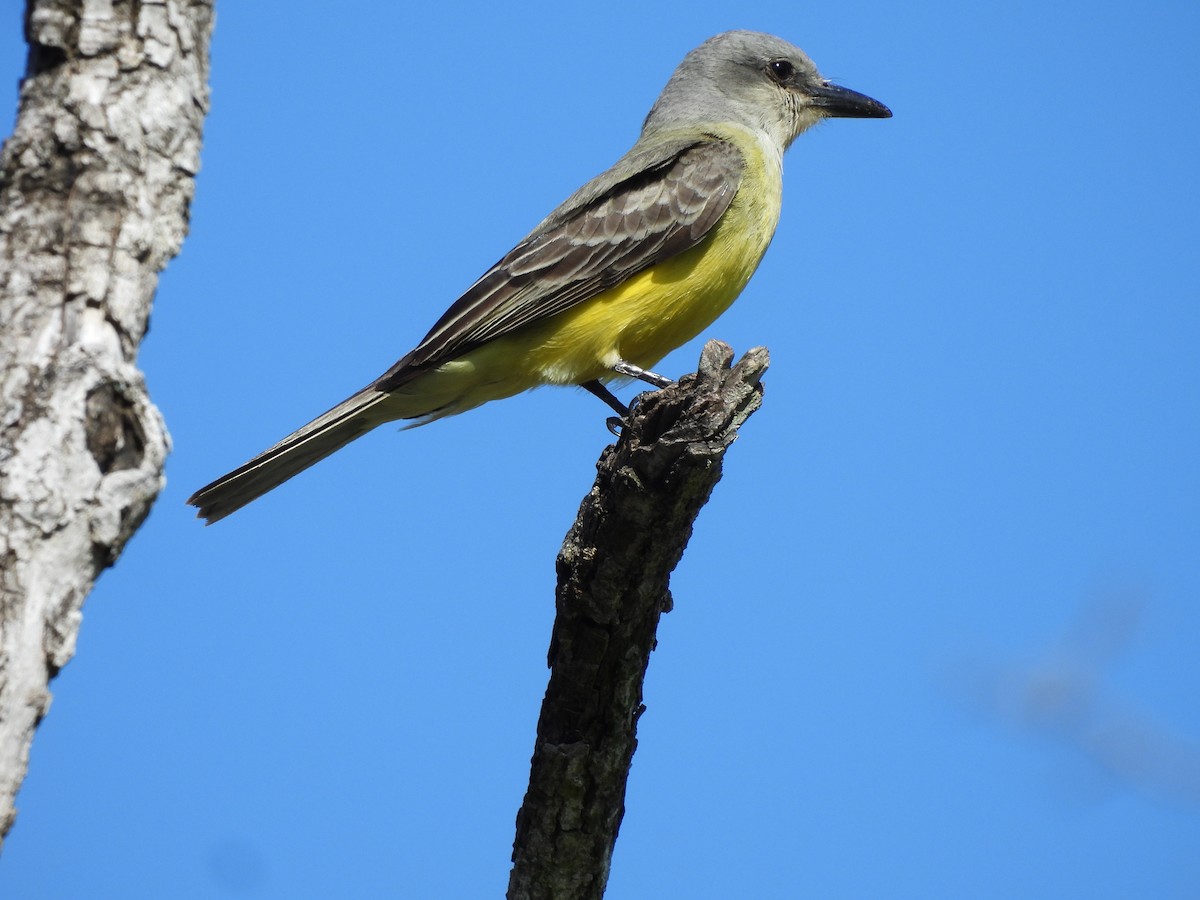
808, 81, 892, 119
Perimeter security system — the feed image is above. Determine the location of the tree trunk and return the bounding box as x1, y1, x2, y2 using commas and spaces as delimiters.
0, 0, 213, 842
508, 341, 769, 899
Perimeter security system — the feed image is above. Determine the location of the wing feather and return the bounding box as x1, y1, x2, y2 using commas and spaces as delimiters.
375, 138, 744, 390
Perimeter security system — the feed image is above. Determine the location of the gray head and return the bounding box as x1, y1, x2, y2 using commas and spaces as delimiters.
644, 31, 890, 150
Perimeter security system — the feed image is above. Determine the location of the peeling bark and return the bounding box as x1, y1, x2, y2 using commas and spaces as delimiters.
0, 0, 213, 842
508, 341, 769, 899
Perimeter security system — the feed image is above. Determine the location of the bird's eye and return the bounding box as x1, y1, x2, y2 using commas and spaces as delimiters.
767, 59, 795, 82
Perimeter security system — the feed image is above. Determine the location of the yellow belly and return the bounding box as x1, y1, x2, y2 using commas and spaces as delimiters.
390, 126, 783, 421
518, 195, 776, 384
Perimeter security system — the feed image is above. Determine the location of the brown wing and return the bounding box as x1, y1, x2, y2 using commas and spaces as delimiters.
374, 138, 744, 391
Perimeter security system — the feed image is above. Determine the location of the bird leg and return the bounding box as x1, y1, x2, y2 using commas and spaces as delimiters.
584, 361, 675, 435
581, 380, 630, 417
611, 359, 674, 388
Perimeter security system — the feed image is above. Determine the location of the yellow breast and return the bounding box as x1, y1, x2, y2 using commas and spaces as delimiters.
525, 125, 784, 384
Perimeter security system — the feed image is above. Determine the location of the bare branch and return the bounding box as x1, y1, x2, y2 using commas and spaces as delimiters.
508, 340, 769, 900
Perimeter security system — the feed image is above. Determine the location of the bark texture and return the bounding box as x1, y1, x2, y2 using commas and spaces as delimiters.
508, 341, 769, 900
0, 0, 212, 841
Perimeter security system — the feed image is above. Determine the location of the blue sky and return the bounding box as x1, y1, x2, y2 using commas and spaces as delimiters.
2, 2, 1198, 897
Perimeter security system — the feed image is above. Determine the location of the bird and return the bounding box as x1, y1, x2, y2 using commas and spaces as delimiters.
188, 30, 890, 523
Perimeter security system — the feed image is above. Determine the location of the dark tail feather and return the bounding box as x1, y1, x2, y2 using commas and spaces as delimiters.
188, 389, 390, 524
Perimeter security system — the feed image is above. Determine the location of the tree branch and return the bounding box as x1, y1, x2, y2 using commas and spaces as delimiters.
0, 0, 213, 842
508, 340, 769, 900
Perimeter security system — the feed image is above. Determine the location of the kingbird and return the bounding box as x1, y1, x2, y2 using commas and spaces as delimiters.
188, 30, 890, 523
